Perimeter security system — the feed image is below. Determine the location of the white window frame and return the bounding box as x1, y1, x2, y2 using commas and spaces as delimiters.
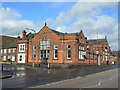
54, 45, 58, 59
12, 56, 15, 61
67, 44, 71, 59
39, 40, 50, 59
4, 49, 6, 53
13, 48, 16, 53
1, 49, 2, 54
79, 45, 84, 60
8, 49, 11, 53
32, 45, 36, 60
8, 56, 11, 59
18, 53, 25, 63
19, 43, 25, 52
3, 56, 6, 61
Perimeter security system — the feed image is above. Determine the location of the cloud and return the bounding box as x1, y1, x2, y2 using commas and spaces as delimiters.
1, 2, 118, 51
0, 8, 36, 36
45, 2, 118, 50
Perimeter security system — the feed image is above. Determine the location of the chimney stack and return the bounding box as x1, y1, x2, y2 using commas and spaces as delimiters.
22, 30, 26, 39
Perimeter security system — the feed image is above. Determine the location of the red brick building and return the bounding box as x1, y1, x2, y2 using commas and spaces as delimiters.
16, 23, 115, 67
0, 36, 19, 62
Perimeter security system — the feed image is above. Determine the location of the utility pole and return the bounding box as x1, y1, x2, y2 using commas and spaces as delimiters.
26, 28, 36, 67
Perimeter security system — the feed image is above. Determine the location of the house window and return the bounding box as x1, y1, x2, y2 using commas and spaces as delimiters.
4, 49, 6, 53
3, 56, 6, 61
32, 45, 36, 60
67, 44, 71, 59
8, 56, 11, 60
80, 37, 83, 41
19, 55, 22, 61
8, 49, 11, 53
1, 49, 2, 54
12, 56, 15, 61
87, 53, 90, 59
54, 45, 58, 59
13, 48, 16, 53
105, 56, 107, 61
79, 45, 84, 60
94, 54, 97, 59
90, 53, 93, 59
19, 44, 25, 52
39, 40, 50, 59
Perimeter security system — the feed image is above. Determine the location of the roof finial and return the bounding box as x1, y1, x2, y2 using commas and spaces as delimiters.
45, 22, 47, 26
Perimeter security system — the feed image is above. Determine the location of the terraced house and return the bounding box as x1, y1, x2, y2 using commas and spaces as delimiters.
15, 23, 115, 67
0, 36, 19, 62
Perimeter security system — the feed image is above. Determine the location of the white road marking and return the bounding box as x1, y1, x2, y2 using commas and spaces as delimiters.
109, 75, 118, 80
98, 81, 102, 86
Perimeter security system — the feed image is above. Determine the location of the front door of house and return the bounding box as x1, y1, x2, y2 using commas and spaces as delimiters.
18, 54, 25, 63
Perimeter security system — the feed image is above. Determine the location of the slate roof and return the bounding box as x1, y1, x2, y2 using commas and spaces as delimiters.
0, 36, 18, 49
50, 29, 65, 35
88, 39, 105, 45
23, 33, 35, 40
50, 29, 79, 36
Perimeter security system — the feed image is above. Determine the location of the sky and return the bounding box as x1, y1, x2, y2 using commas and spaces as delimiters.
0, 1, 118, 51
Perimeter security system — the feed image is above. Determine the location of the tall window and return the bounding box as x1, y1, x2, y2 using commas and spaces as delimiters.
32, 45, 36, 60
54, 45, 58, 59
13, 48, 16, 53
87, 53, 90, 59
19, 55, 22, 61
8, 56, 11, 60
1, 49, 2, 54
94, 54, 97, 59
67, 44, 71, 59
4, 49, 6, 53
19, 44, 25, 52
3, 56, 6, 61
79, 45, 84, 60
39, 40, 50, 59
8, 49, 11, 53
90, 53, 93, 59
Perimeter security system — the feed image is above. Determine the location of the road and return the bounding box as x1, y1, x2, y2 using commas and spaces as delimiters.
32, 67, 119, 88
2, 64, 119, 88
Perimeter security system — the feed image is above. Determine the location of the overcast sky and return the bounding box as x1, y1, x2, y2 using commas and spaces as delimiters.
0, 1, 118, 51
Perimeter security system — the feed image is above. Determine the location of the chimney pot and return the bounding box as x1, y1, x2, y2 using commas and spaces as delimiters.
22, 30, 26, 38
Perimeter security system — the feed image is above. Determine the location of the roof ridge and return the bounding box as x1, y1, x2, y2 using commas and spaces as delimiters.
0, 35, 17, 39
88, 39, 105, 41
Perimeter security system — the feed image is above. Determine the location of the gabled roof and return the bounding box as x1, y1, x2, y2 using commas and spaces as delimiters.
88, 39, 105, 45
0, 35, 19, 49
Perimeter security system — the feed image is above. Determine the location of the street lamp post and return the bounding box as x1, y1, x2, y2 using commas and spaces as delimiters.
96, 32, 100, 65
26, 28, 36, 67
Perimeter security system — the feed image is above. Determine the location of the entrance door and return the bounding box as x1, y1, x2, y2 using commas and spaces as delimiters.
18, 54, 25, 63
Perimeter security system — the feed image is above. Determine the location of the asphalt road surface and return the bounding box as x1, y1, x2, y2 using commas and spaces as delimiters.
2, 64, 119, 88
32, 67, 119, 88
